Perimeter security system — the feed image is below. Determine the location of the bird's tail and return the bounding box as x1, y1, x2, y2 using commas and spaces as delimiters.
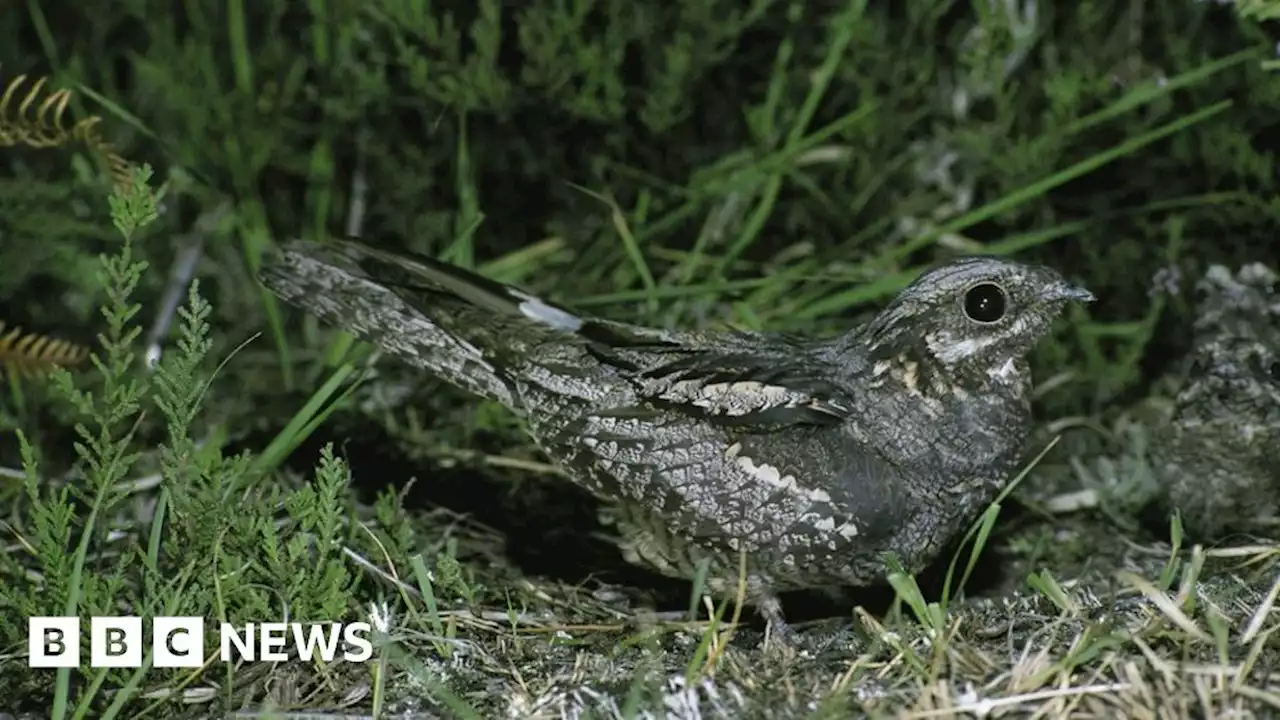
259, 238, 586, 408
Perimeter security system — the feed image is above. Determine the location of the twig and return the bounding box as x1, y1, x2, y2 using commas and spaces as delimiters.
145, 201, 231, 368
345, 132, 368, 239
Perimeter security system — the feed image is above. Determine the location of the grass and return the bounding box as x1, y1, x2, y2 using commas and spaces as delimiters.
2, 1, 1280, 717
2, 155, 1276, 719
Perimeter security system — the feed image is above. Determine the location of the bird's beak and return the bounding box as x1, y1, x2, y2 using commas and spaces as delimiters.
1044, 283, 1095, 303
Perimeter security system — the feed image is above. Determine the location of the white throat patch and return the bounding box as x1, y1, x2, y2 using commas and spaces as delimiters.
926, 320, 1029, 385
927, 331, 1004, 365
926, 315, 1031, 366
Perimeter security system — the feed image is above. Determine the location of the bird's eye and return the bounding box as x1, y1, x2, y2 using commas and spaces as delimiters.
963, 282, 1007, 323
1268, 361, 1280, 383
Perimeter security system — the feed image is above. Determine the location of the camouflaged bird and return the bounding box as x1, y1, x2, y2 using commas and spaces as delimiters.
1149, 263, 1280, 538
260, 239, 1093, 637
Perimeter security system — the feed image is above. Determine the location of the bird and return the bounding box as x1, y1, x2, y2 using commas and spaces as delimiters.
259, 238, 1093, 640
1149, 263, 1280, 539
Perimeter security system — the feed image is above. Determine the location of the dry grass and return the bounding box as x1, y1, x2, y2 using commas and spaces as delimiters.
67, 496, 1274, 719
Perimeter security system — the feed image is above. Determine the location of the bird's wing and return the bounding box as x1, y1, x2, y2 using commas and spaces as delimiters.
262, 238, 856, 428
572, 319, 857, 428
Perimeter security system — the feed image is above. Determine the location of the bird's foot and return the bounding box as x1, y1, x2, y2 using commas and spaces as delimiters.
758, 594, 801, 657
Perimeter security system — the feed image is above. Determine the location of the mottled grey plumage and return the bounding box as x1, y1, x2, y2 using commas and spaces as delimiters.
1150, 263, 1280, 537
260, 239, 1092, 637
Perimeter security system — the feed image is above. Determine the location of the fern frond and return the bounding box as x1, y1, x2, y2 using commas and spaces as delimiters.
0, 321, 90, 375
0, 73, 133, 188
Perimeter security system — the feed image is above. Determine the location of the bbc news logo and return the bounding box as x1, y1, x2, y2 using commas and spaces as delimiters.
28, 617, 374, 668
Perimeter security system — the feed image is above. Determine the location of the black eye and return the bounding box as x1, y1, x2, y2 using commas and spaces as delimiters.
1269, 361, 1280, 382
963, 282, 1007, 323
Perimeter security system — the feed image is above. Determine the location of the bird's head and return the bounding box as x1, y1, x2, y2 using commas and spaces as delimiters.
863, 257, 1094, 381
1173, 263, 1280, 444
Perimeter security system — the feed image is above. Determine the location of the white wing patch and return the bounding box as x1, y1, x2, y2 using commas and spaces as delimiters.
512, 289, 582, 331
574, 414, 862, 552
726, 442, 826, 501
652, 378, 830, 416
810, 515, 860, 540
725, 443, 859, 539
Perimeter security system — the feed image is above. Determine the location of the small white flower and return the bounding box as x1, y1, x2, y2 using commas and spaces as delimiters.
368, 601, 392, 633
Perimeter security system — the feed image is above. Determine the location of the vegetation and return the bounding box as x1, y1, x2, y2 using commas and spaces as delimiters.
0, 0, 1277, 716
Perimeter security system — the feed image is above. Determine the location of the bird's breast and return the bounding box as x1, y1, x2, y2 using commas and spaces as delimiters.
851, 371, 1031, 484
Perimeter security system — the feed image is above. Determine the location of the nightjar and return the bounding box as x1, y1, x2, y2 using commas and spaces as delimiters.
1150, 263, 1280, 538
260, 239, 1092, 637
